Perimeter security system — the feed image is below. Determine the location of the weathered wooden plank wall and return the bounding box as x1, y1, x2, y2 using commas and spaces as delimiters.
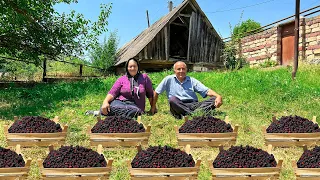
188, 12, 223, 63
137, 28, 167, 60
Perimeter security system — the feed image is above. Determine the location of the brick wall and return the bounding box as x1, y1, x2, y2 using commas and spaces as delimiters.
240, 15, 320, 65
304, 15, 320, 62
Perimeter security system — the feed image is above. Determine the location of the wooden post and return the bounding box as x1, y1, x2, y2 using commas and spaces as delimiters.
276, 25, 282, 65
79, 64, 83, 77
185, 144, 191, 154
146, 10, 150, 28
137, 116, 141, 124
225, 116, 229, 124
300, 16, 306, 60
164, 25, 170, 61
53, 116, 59, 123
292, 0, 300, 80
97, 144, 103, 154
267, 144, 273, 154
187, 12, 194, 62
312, 116, 317, 124
136, 145, 142, 152
42, 58, 47, 82
49, 145, 54, 152
16, 144, 21, 155
87, 126, 91, 134
62, 125, 68, 133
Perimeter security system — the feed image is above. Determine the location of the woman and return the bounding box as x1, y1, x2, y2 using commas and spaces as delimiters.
100, 58, 154, 118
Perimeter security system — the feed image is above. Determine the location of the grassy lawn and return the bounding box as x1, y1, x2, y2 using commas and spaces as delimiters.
0, 64, 319, 179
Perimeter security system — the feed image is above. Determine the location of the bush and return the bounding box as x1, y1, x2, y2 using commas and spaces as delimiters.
222, 40, 246, 70
90, 31, 119, 74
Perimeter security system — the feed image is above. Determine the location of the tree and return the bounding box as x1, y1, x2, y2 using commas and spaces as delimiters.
90, 31, 119, 72
233, 19, 261, 39
0, 0, 112, 65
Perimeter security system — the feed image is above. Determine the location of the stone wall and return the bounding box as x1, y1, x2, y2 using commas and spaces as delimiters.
304, 15, 320, 63
240, 15, 320, 65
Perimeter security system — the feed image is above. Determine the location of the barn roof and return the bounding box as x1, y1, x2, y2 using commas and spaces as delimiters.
115, 0, 221, 66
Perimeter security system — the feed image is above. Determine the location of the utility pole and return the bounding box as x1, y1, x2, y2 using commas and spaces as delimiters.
146, 10, 150, 28
292, 0, 300, 80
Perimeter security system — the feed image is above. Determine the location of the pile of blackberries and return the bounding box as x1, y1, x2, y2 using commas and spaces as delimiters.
266, 115, 320, 133
213, 145, 277, 168
43, 146, 106, 168
297, 146, 320, 168
8, 116, 62, 133
0, 147, 25, 167
179, 116, 233, 133
91, 116, 145, 133
131, 146, 195, 168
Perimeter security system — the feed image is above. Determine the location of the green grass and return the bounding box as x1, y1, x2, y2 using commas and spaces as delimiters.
0, 64, 319, 179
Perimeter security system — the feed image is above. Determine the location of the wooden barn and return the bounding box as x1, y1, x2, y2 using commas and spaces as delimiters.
114, 0, 224, 73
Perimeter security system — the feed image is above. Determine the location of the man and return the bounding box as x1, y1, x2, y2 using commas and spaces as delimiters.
151, 61, 222, 119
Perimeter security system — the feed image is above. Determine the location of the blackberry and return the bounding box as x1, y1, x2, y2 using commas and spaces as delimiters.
8, 116, 62, 133
297, 146, 320, 168
131, 146, 195, 168
213, 145, 277, 168
91, 116, 145, 133
179, 116, 233, 133
0, 147, 25, 168
43, 146, 107, 168
266, 115, 320, 133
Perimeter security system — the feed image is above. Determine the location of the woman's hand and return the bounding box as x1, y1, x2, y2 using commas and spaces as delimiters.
101, 102, 110, 115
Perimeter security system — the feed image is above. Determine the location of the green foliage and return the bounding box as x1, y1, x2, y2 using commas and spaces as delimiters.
0, 60, 41, 81
222, 19, 260, 70
90, 31, 119, 72
259, 59, 278, 68
222, 40, 246, 70
233, 19, 261, 39
0, 0, 112, 65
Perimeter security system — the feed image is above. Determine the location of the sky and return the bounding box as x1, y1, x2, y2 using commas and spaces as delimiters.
54, 0, 320, 48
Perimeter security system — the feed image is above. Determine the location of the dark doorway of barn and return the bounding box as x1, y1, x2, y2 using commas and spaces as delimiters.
169, 20, 189, 59
281, 22, 295, 66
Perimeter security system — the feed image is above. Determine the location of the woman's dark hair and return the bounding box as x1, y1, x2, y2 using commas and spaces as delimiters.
125, 58, 140, 76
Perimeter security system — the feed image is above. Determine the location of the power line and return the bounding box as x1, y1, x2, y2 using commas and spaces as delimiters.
206, 0, 275, 14
307, 0, 319, 7
216, 0, 241, 12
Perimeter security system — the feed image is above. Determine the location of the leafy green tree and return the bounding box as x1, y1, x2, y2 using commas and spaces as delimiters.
0, 0, 112, 65
233, 19, 261, 39
90, 31, 119, 72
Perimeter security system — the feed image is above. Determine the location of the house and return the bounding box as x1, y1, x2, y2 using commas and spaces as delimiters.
114, 0, 224, 73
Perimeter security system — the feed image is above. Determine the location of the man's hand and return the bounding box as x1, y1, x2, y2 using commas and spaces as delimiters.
101, 102, 110, 115
214, 95, 223, 108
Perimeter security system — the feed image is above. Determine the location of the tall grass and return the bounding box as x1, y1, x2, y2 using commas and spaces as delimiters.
0, 64, 319, 179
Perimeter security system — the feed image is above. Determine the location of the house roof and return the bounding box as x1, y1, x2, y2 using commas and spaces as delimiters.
115, 0, 221, 66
